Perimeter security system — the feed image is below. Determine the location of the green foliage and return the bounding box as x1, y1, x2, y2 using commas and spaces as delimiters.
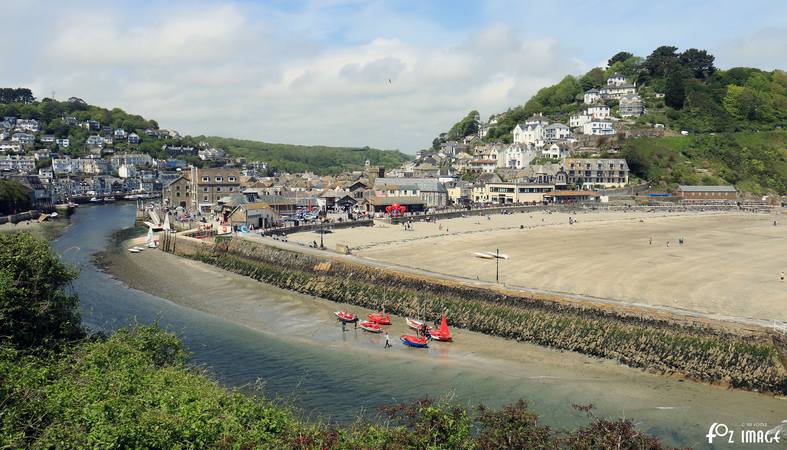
679, 48, 716, 79
0, 180, 32, 214
664, 65, 687, 109
579, 67, 606, 91
446, 110, 480, 141
195, 136, 411, 175
622, 131, 787, 194
0, 233, 84, 350
0, 88, 34, 104
608, 51, 634, 67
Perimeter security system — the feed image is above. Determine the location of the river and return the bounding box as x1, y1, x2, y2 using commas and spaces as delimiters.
53, 204, 785, 449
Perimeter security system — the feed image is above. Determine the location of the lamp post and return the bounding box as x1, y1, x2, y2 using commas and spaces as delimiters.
496, 248, 500, 283
320, 222, 325, 249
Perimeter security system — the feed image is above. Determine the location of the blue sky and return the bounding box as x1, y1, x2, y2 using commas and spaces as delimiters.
2, 0, 786, 152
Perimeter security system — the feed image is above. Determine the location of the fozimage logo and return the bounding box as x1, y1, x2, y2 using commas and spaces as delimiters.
706, 421, 785, 445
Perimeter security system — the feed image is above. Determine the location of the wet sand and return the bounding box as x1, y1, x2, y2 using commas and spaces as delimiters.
100, 240, 787, 448
289, 209, 787, 323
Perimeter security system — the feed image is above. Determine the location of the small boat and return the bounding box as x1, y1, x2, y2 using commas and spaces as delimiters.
146, 227, 157, 248
334, 311, 357, 323
406, 318, 428, 331
49, 212, 59, 218
368, 306, 391, 325
359, 320, 382, 333
89, 197, 103, 203
400, 335, 428, 348
103, 196, 116, 203
429, 313, 453, 342
472, 252, 495, 259
129, 248, 141, 253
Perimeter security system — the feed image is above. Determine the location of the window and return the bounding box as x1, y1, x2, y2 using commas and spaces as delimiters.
203, 187, 208, 192
215, 176, 222, 182
175, 192, 180, 197
202, 176, 208, 182
204, 196, 208, 201
228, 176, 236, 182
229, 187, 234, 192
216, 187, 221, 192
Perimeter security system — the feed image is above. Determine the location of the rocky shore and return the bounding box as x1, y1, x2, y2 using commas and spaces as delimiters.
170, 235, 787, 395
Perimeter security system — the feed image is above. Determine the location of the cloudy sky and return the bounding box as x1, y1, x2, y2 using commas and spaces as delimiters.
3, 0, 786, 153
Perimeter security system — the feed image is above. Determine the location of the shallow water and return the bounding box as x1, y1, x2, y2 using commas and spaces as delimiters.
54, 204, 786, 449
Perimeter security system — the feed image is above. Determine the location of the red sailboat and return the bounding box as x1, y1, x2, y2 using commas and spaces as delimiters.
428, 313, 453, 342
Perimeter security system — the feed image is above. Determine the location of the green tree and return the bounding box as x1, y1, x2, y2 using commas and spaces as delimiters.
665, 65, 687, 109
679, 48, 716, 79
644, 45, 679, 78
579, 68, 606, 91
0, 233, 84, 350
608, 51, 634, 67
0, 180, 32, 214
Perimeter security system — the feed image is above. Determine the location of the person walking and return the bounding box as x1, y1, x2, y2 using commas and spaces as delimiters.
341, 320, 346, 332
781, 271, 785, 282
649, 237, 652, 246
384, 332, 391, 348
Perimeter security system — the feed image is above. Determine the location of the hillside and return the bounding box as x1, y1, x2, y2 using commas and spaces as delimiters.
432, 47, 787, 193
194, 136, 411, 175
0, 91, 410, 175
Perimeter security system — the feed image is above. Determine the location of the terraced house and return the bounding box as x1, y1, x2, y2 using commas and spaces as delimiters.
563, 158, 629, 188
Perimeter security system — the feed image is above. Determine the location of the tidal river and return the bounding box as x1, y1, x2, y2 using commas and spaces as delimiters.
54, 203, 785, 449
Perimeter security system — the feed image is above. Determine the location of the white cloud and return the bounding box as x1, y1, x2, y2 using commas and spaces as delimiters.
0, 2, 604, 152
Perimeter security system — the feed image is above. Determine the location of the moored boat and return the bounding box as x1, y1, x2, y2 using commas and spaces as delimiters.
359, 320, 382, 333
429, 313, 453, 342
400, 335, 428, 348
334, 311, 357, 323
406, 317, 427, 331
368, 307, 391, 325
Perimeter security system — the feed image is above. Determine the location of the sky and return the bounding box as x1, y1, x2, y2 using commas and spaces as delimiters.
2, 0, 786, 153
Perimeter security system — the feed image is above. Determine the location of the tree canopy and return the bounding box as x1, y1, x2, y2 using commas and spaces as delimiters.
0, 233, 84, 350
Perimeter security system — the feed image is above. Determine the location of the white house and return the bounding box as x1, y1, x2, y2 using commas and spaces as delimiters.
586, 104, 610, 119
569, 113, 591, 128
41, 135, 55, 143
0, 143, 22, 153
11, 133, 35, 144
512, 123, 545, 148
607, 73, 626, 86
544, 123, 571, 142
128, 133, 141, 144
15, 119, 39, 132
582, 120, 615, 136
114, 129, 128, 139
599, 83, 636, 99
468, 159, 498, 173
583, 88, 601, 104
542, 143, 570, 159
86, 135, 105, 147
56, 138, 70, 148
498, 144, 537, 169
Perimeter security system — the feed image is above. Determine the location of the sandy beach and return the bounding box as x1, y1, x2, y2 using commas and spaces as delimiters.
287, 209, 787, 323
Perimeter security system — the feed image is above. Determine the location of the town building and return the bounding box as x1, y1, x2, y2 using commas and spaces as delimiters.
188, 167, 241, 212
582, 120, 615, 136
474, 182, 555, 204
373, 177, 448, 208
563, 158, 629, 188
619, 94, 645, 117
676, 185, 738, 201
583, 88, 601, 104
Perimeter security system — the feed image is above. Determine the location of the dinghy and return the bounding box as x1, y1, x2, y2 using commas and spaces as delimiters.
128, 247, 141, 253
406, 318, 428, 331
400, 335, 428, 348
359, 321, 382, 333
334, 311, 357, 323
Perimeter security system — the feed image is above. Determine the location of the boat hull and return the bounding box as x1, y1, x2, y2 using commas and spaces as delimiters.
334, 311, 357, 323
359, 321, 382, 333
368, 313, 391, 325
400, 335, 428, 348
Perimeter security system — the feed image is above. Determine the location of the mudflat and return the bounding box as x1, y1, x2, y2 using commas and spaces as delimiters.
290, 209, 787, 322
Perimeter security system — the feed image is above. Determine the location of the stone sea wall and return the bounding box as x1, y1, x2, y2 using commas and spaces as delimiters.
167, 234, 787, 394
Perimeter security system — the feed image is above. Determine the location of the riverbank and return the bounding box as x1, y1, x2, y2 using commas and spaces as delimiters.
156, 231, 787, 395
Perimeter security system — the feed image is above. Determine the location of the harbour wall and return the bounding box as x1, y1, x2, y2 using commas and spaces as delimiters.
163, 232, 787, 395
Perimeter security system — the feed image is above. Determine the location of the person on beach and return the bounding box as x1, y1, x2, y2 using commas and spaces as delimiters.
666, 241, 670, 248
341, 321, 346, 332
384, 333, 391, 348
354, 318, 358, 330
781, 272, 785, 282
649, 237, 652, 246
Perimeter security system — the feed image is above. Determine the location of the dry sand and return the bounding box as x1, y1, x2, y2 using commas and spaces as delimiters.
289, 209, 787, 323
